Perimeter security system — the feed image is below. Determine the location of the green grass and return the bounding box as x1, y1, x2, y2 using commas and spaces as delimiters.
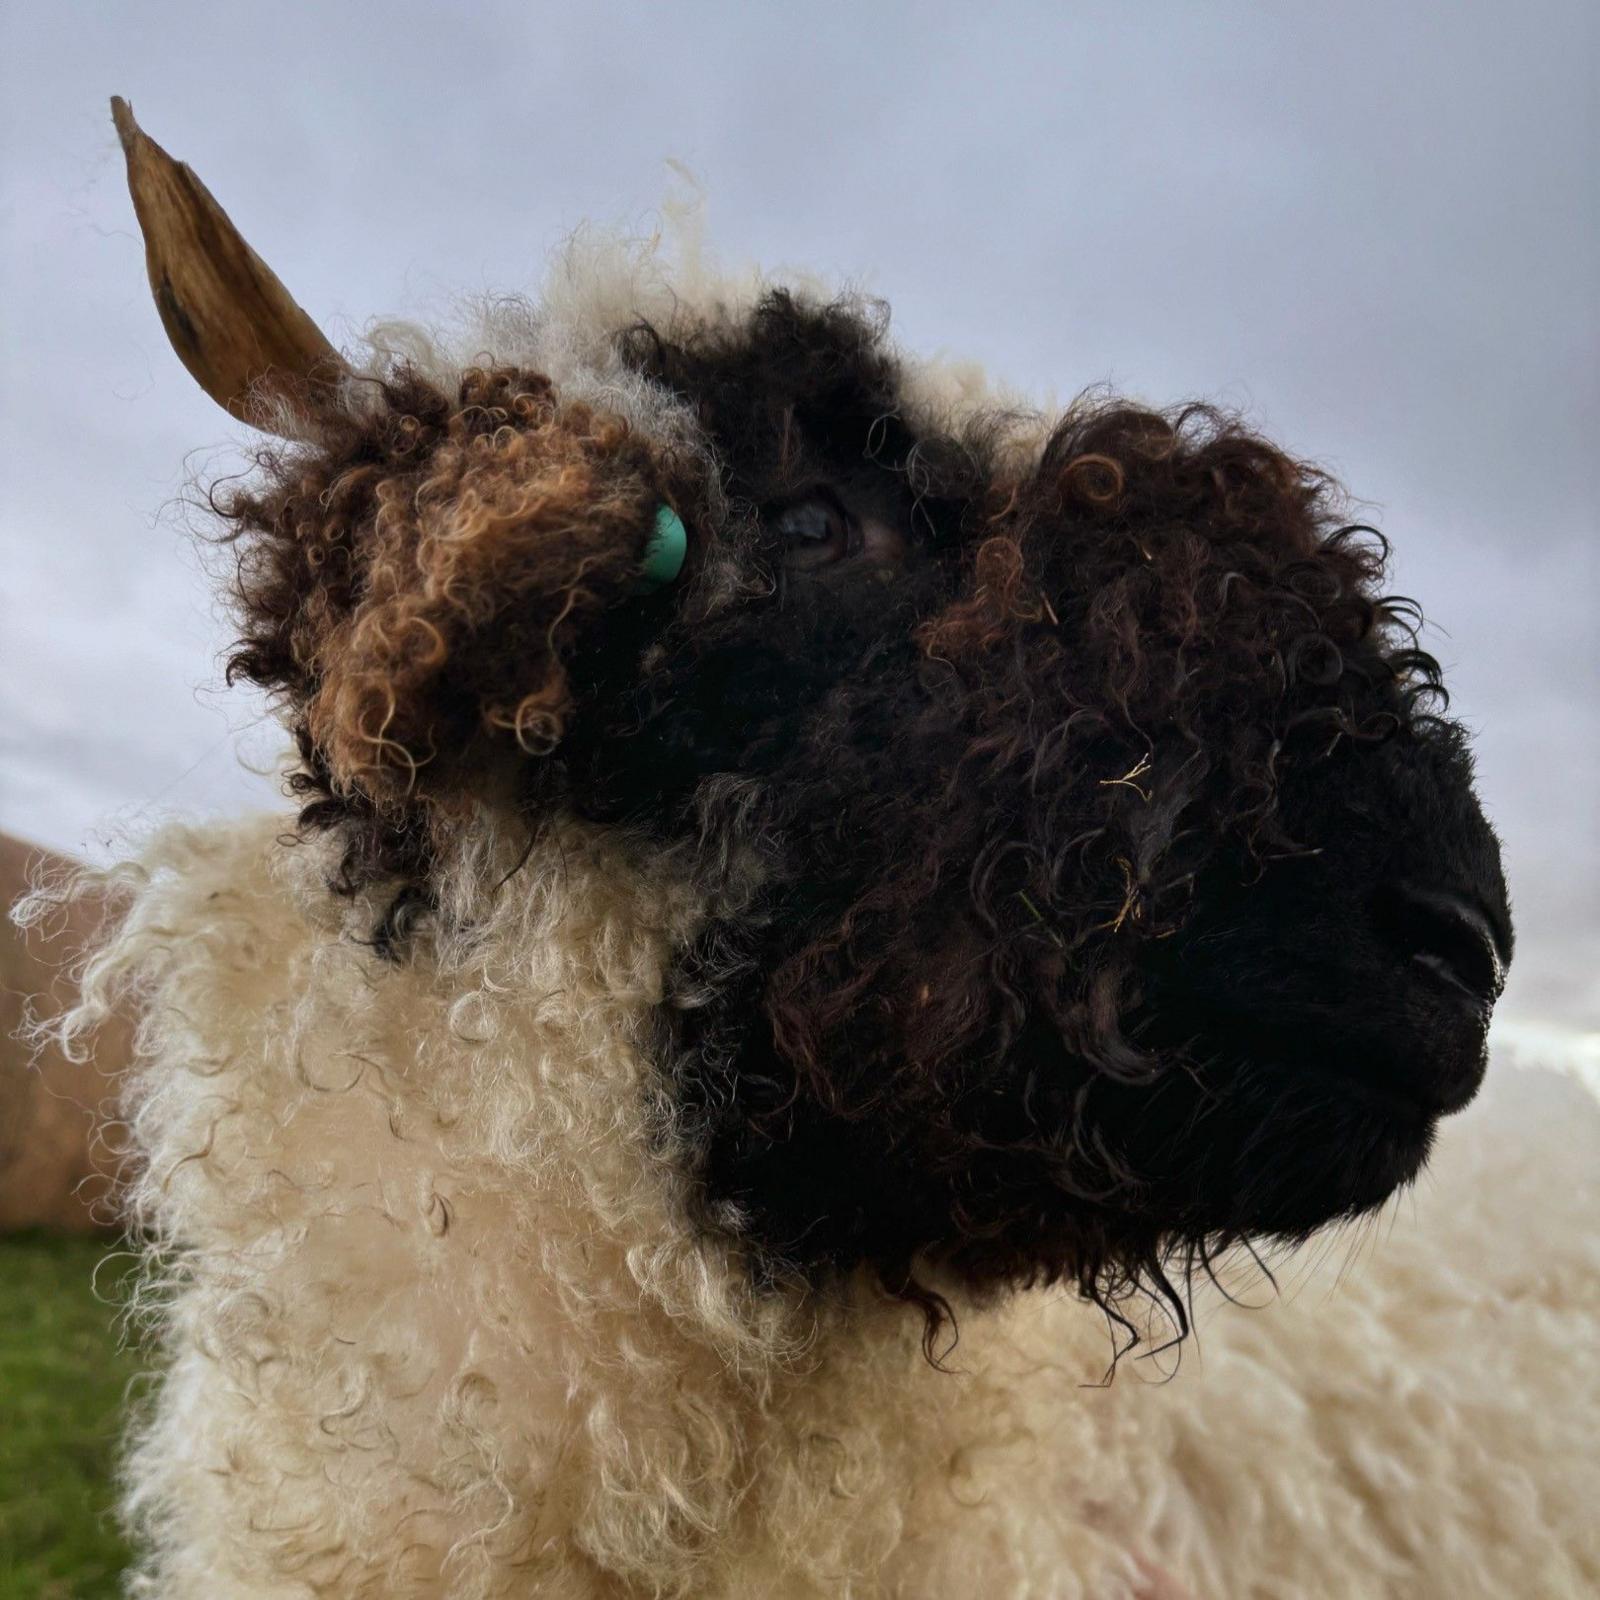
0, 1236, 143, 1599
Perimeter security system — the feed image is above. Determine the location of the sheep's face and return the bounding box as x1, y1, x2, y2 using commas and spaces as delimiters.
214, 291, 1510, 1335
571, 298, 1509, 1320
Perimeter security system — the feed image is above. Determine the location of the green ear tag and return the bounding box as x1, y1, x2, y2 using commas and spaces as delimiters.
638, 504, 688, 591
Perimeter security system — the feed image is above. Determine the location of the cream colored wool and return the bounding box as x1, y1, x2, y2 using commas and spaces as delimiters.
351, 214, 1047, 491
34, 816, 1600, 1599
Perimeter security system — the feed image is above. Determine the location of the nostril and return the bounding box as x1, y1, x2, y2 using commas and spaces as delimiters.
1381, 884, 1506, 1004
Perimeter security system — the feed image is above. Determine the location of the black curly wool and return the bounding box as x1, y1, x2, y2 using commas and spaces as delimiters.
605, 293, 1508, 1349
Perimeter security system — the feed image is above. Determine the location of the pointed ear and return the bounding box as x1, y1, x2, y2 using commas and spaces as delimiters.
110, 97, 348, 438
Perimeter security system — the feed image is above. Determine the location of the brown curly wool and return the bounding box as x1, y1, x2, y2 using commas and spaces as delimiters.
219, 365, 684, 880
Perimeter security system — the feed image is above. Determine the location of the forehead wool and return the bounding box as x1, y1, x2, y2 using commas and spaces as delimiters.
351, 218, 1045, 476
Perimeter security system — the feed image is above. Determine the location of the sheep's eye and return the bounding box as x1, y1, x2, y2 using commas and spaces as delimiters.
776, 497, 854, 570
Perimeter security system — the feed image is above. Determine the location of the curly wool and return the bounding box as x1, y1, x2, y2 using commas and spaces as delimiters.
31, 816, 1600, 1598
41, 819, 1140, 1598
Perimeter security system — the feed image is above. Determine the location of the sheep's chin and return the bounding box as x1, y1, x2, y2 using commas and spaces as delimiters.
1222, 1075, 1440, 1235
1067, 1021, 1444, 1251
1189, 1053, 1439, 1240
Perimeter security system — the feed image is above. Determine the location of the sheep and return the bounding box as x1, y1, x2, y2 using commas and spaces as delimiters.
0, 833, 125, 1231
26, 99, 1598, 1600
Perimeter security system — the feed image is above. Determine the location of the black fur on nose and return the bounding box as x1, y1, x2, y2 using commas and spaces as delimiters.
1382, 883, 1508, 1009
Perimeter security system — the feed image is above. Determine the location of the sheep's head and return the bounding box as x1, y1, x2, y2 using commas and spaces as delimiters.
117, 103, 1511, 1347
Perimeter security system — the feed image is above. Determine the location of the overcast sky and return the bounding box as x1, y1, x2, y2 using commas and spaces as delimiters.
1, 1, 1595, 1031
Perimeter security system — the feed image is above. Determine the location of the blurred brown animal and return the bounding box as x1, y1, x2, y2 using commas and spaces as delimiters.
0, 831, 125, 1232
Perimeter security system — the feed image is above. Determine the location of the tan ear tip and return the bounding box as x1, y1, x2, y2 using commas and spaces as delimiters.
109, 95, 139, 149
107, 91, 348, 439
